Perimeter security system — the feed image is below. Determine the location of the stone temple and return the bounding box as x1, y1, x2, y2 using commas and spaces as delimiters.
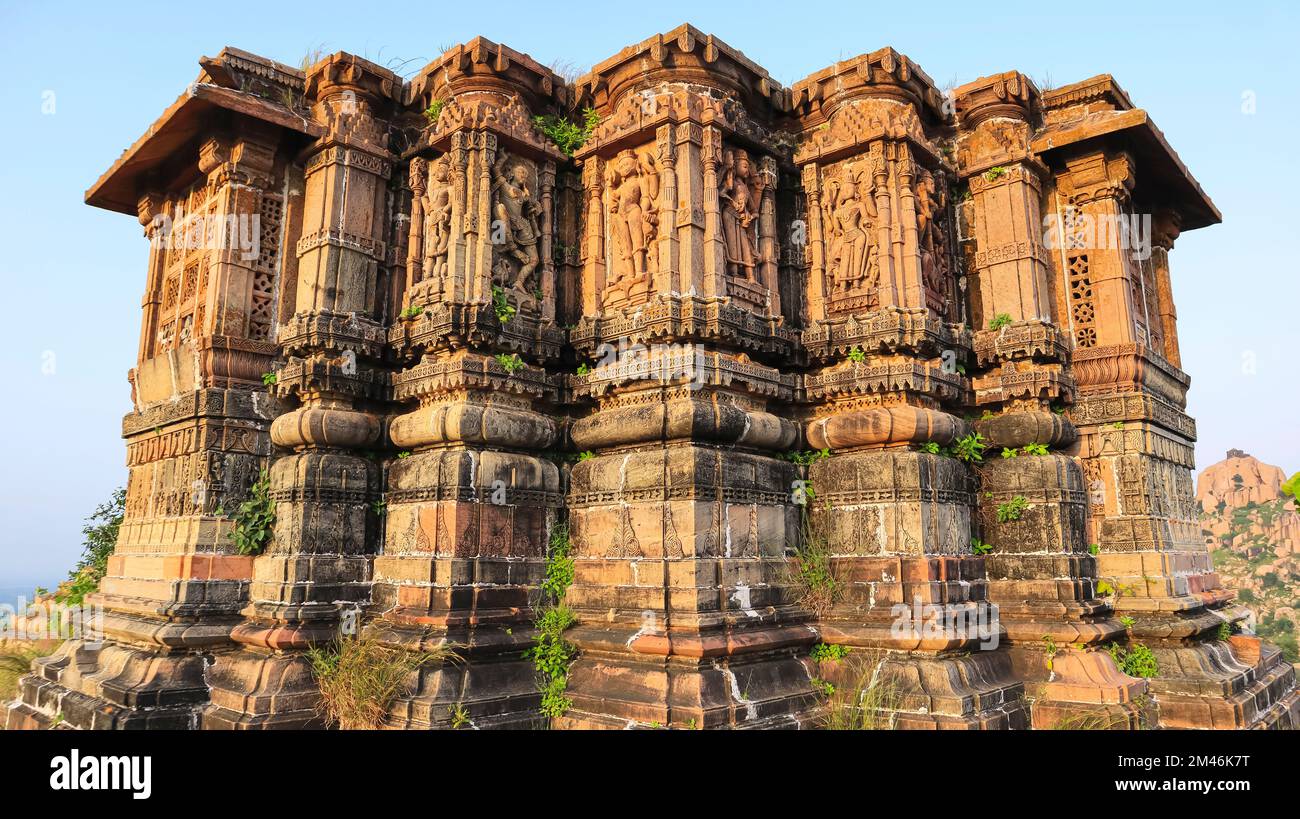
8, 25, 1298, 729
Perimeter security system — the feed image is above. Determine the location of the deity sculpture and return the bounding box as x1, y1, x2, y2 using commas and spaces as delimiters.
410, 156, 452, 283
719, 147, 762, 280
822, 162, 878, 293
491, 151, 542, 295
606, 149, 659, 284
917, 168, 949, 303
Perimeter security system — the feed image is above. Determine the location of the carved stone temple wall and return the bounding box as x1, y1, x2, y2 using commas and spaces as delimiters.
8, 26, 1298, 730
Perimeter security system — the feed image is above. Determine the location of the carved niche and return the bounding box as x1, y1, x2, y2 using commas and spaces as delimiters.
407, 155, 453, 286
603, 145, 660, 304
491, 149, 544, 300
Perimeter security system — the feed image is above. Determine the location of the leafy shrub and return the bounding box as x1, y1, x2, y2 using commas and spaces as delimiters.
1108, 642, 1159, 678
230, 470, 275, 556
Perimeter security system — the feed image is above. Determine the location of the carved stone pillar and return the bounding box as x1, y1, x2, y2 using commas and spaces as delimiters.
558, 35, 815, 729
786, 56, 1029, 729
201, 53, 398, 729
955, 72, 1150, 729
367, 41, 569, 729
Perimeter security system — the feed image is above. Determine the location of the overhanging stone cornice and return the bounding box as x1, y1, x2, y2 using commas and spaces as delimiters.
1031, 90, 1220, 230
86, 80, 323, 215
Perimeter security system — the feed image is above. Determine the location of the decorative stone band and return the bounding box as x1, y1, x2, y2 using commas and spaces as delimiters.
971, 320, 1072, 367
570, 397, 797, 452
1071, 342, 1191, 405
807, 406, 967, 450
270, 406, 382, 450
802, 306, 967, 362
569, 295, 795, 359
574, 353, 798, 402
389, 402, 557, 450
388, 302, 565, 363
973, 411, 1076, 449
803, 359, 964, 403
277, 311, 388, 358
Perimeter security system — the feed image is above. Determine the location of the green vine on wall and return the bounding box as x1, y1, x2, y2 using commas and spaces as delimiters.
229, 470, 276, 556
524, 521, 578, 719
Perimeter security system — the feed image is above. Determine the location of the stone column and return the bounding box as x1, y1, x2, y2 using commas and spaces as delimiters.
956, 73, 1151, 729
202, 54, 397, 728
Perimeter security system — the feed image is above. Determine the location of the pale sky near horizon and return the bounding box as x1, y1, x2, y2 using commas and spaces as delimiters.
0, 0, 1296, 588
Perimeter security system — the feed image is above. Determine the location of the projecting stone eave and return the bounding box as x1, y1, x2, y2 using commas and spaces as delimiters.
1033, 74, 1221, 231
86, 48, 324, 216
404, 36, 572, 113
573, 23, 789, 117
789, 47, 949, 127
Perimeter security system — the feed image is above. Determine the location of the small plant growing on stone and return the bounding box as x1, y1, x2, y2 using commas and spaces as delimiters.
576, 363, 591, 376
532, 107, 600, 157
996, 495, 1029, 523
1021, 443, 1049, 456
847, 347, 866, 363
491, 285, 516, 324
53, 487, 125, 607
810, 678, 835, 697
229, 470, 275, 556
396, 451, 412, 459
1043, 635, 1059, 671
818, 651, 901, 730
423, 99, 445, 124
983, 166, 1007, 182
525, 522, 578, 719
1282, 472, 1300, 503
951, 432, 988, 464
1088, 543, 1100, 555
1108, 641, 1158, 678
577, 450, 595, 462
399, 303, 425, 320
987, 313, 1013, 330
371, 499, 386, 517
971, 538, 994, 555
810, 642, 851, 663
448, 702, 470, 729
1001, 447, 1018, 459
789, 513, 839, 618
780, 448, 831, 465
919, 442, 943, 455
261, 371, 277, 386
1120, 615, 1136, 630
495, 353, 524, 374
1216, 621, 1233, 641
1109, 421, 1125, 430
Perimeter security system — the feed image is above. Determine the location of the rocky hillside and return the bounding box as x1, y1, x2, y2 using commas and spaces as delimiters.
1197, 449, 1298, 661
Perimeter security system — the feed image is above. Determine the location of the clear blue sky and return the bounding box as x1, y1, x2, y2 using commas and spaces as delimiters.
1, 0, 1296, 588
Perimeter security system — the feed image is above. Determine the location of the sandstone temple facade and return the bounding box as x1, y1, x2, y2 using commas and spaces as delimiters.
9, 26, 1298, 729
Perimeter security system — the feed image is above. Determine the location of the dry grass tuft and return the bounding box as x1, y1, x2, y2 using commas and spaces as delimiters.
307, 634, 458, 730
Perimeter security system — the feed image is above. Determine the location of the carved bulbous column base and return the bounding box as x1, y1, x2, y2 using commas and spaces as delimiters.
559, 649, 819, 730
808, 650, 1030, 730
366, 448, 559, 729
1141, 638, 1300, 729
802, 450, 1029, 729
6, 640, 212, 730
201, 648, 325, 729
